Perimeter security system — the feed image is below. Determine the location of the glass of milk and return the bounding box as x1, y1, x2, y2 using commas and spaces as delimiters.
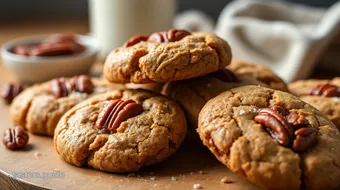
89, 0, 176, 61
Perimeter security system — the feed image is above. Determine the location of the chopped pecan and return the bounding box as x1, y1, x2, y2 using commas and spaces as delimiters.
293, 127, 317, 152
309, 83, 340, 97
96, 99, 144, 133
3, 126, 29, 150
211, 69, 239, 83
1, 83, 24, 104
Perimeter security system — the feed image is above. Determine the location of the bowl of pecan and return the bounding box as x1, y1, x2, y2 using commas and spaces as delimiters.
1, 33, 100, 84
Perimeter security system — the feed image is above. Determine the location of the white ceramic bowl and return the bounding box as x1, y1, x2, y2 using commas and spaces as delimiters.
1, 34, 100, 84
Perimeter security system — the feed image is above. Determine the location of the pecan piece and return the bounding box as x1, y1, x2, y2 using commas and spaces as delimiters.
72, 75, 94, 94
125, 29, 191, 46
166, 29, 191, 42
48, 77, 73, 98
1, 83, 24, 104
3, 126, 29, 150
255, 108, 293, 146
293, 127, 317, 152
309, 83, 340, 97
211, 69, 239, 82
96, 99, 143, 132
124, 35, 149, 47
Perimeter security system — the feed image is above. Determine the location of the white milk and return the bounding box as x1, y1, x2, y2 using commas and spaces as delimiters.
89, 0, 176, 61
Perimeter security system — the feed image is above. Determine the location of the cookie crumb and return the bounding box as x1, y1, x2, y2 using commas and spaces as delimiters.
190, 172, 194, 175
221, 177, 232, 183
171, 176, 177, 181
153, 184, 158, 187
199, 170, 205, 174
127, 173, 136, 177
54, 169, 59, 172
150, 176, 156, 181
35, 152, 43, 157
193, 184, 202, 189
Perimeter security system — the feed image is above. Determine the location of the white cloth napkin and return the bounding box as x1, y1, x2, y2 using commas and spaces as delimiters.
175, 0, 340, 82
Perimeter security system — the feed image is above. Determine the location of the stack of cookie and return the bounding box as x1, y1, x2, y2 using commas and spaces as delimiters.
3, 29, 340, 190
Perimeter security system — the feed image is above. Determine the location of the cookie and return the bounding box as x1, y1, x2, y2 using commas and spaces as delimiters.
104, 29, 232, 83
288, 78, 340, 129
162, 68, 266, 128
228, 60, 288, 91
54, 89, 187, 172
197, 85, 340, 190
10, 76, 125, 136
125, 83, 164, 93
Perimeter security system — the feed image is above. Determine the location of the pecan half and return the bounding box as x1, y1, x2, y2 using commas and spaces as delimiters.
255, 108, 293, 146
3, 126, 29, 150
211, 69, 239, 83
48, 77, 73, 98
1, 83, 24, 104
255, 106, 317, 152
96, 99, 144, 133
309, 83, 340, 97
72, 75, 94, 94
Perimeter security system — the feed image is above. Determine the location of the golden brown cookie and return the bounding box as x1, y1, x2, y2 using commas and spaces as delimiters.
198, 85, 340, 190
104, 30, 232, 83
162, 69, 266, 128
54, 89, 187, 173
228, 60, 288, 91
125, 83, 164, 93
288, 78, 340, 129
10, 76, 125, 136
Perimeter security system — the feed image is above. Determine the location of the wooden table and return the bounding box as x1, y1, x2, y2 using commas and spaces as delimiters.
0, 19, 339, 190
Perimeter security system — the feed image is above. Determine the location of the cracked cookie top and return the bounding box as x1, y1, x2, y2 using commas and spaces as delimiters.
197, 85, 340, 190
104, 31, 232, 83
54, 89, 187, 173
162, 68, 266, 128
9, 76, 124, 136
228, 60, 288, 92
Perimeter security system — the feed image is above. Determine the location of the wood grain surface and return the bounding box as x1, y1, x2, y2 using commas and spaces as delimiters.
0, 19, 339, 190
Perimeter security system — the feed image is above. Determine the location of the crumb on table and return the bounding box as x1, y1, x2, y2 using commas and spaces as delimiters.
193, 184, 202, 189
221, 177, 233, 183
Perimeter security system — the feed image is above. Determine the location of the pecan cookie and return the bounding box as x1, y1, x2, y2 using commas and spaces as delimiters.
228, 60, 288, 91
104, 29, 232, 83
162, 68, 266, 128
54, 89, 187, 172
198, 85, 340, 190
288, 78, 340, 129
10, 76, 125, 136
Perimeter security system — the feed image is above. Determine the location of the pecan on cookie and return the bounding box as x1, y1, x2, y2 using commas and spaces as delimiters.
54, 89, 187, 172
104, 30, 232, 83
198, 86, 340, 190
10, 76, 125, 136
288, 78, 340, 130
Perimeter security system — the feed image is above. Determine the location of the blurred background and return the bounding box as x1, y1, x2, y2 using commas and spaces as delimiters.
0, 0, 338, 20
0, 0, 339, 82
